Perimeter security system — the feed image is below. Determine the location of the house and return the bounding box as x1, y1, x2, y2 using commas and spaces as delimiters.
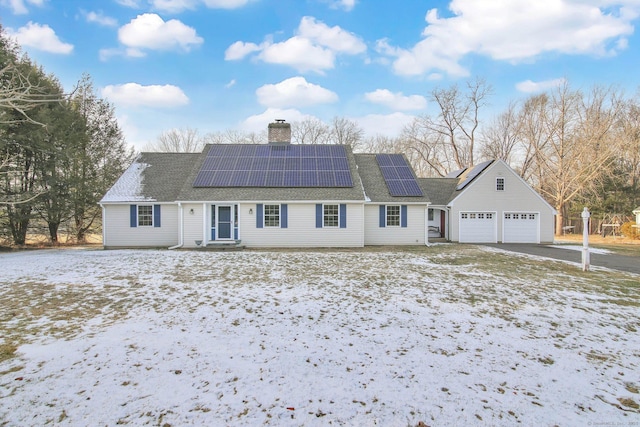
633, 207, 640, 229
100, 120, 556, 248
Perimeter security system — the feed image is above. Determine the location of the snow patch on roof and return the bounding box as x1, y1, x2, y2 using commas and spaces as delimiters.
100, 157, 154, 202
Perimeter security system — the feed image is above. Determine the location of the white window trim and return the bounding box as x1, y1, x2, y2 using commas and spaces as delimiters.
264, 204, 281, 228
386, 205, 401, 227
137, 205, 154, 227
323, 204, 339, 228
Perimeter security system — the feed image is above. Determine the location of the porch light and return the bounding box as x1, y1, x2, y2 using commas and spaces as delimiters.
249, 208, 253, 214
189, 208, 194, 215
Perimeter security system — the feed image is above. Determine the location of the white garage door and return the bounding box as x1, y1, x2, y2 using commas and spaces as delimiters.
459, 212, 496, 243
503, 213, 539, 243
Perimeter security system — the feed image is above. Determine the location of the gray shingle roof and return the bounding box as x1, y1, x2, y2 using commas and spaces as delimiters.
101, 145, 369, 203
101, 153, 200, 203
419, 178, 459, 205
355, 154, 430, 204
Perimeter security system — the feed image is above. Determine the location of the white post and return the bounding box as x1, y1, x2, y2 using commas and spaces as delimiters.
581, 207, 590, 272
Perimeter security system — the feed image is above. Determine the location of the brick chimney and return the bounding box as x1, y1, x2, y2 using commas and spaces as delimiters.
268, 119, 291, 145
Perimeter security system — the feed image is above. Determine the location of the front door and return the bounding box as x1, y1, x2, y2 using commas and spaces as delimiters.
218, 206, 232, 239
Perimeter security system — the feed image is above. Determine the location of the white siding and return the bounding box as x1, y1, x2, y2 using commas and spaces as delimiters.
182, 203, 206, 248
240, 203, 364, 248
103, 203, 179, 248
449, 161, 555, 243
364, 204, 426, 245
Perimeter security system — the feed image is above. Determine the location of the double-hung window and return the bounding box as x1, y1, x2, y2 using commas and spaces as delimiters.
386, 205, 401, 227
324, 204, 339, 227
264, 204, 280, 227
138, 205, 153, 226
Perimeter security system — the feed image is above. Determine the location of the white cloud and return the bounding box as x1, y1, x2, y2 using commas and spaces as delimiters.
118, 13, 203, 55
85, 11, 118, 27
355, 112, 416, 138
516, 78, 567, 93
202, 0, 251, 8
364, 89, 427, 111
259, 37, 336, 73
150, 0, 197, 13
225, 16, 366, 73
298, 16, 366, 54
115, 0, 141, 7
225, 79, 236, 88
331, 0, 355, 11
1, 0, 44, 14
381, 0, 638, 78
256, 77, 338, 108
224, 41, 262, 60
102, 83, 189, 108
7, 22, 73, 54
241, 108, 312, 134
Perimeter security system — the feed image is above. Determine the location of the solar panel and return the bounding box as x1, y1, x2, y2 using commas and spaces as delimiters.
456, 160, 493, 190
375, 154, 423, 197
193, 144, 353, 188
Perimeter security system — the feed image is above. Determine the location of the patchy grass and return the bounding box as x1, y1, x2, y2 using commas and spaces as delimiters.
0, 246, 638, 426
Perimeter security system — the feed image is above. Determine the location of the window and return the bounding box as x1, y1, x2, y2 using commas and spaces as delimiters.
529, 214, 536, 220
470, 213, 477, 219
138, 205, 153, 226
264, 204, 280, 227
505, 213, 511, 219
478, 213, 485, 219
324, 204, 339, 227
428, 209, 434, 221
386, 205, 400, 226
461, 213, 469, 219
486, 213, 493, 219
496, 177, 505, 191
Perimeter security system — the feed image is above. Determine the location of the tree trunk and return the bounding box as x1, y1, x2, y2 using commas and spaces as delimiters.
48, 221, 59, 244
555, 206, 564, 236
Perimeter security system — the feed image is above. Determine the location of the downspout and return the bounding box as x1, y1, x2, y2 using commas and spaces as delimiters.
169, 202, 184, 250
424, 205, 430, 246
100, 204, 106, 247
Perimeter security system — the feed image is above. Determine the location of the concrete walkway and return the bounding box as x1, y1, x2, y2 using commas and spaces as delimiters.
485, 243, 640, 275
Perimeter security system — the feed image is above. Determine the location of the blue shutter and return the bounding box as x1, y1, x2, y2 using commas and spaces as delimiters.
130, 205, 137, 228
401, 205, 407, 228
153, 205, 161, 227
339, 204, 347, 228
281, 204, 288, 228
379, 205, 386, 228
256, 204, 263, 228
316, 204, 322, 228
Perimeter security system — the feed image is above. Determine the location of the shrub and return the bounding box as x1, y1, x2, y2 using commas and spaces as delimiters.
620, 221, 640, 240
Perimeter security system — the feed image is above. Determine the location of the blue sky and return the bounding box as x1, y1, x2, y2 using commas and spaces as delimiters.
2, 0, 640, 150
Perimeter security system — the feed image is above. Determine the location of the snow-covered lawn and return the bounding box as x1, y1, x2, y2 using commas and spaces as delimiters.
0, 246, 639, 426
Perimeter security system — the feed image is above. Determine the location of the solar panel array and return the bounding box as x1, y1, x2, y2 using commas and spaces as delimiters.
456, 160, 493, 190
193, 144, 353, 188
375, 154, 424, 197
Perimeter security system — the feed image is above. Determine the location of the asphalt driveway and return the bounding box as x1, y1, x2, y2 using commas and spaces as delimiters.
486, 243, 640, 275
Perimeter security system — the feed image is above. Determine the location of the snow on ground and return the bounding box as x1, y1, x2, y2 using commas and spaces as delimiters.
552, 245, 612, 255
0, 247, 639, 426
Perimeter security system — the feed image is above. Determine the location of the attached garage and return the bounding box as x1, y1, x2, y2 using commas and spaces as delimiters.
459, 212, 496, 243
503, 212, 539, 243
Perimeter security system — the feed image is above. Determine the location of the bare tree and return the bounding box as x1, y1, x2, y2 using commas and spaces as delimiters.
520, 83, 623, 235
479, 101, 522, 165
329, 117, 364, 150
404, 78, 492, 176
144, 128, 205, 152
291, 117, 330, 145
202, 129, 266, 145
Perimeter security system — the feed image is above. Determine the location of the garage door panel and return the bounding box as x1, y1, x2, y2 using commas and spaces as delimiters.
459, 212, 496, 243
503, 213, 539, 243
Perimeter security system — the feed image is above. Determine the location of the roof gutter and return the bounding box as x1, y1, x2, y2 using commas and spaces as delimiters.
168, 202, 184, 250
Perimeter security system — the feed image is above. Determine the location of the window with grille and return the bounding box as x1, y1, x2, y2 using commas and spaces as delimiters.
138, 205, 153, 226
264, 205, 280, 227
386, 205, 400, 226
324, 204, 339, 227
